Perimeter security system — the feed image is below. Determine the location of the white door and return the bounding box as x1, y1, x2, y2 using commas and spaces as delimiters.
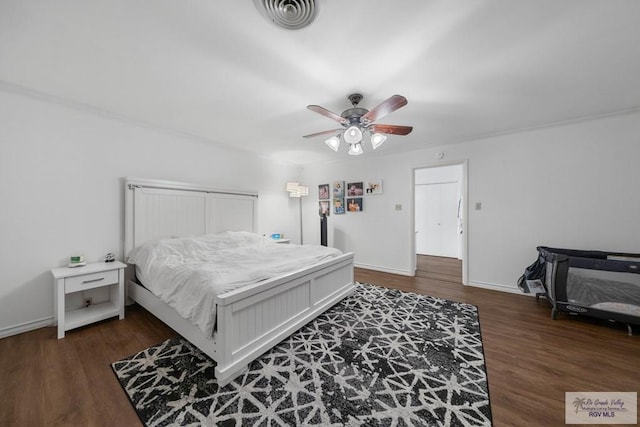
415, 182, 459, 257
415, 185, 429, 255
439, 182, 459, 257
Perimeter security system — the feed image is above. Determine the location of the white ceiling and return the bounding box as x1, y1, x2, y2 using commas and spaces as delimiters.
2, 0, 640, 164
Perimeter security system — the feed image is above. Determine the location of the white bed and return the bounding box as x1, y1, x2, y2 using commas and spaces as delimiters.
124, 178, 355, 386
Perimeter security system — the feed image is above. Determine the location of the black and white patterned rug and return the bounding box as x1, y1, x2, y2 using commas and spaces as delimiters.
112, 283, 492, 426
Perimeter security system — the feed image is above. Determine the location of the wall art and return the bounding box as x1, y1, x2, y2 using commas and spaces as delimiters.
318, 184, 330, 200
347, 197, 363, 212
319, 200, 330, 216
365, 180, 383, 195
332, 181, 345, 198
346, 182, 364, 197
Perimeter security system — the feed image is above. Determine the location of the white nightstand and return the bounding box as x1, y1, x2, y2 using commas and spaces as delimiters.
51, 261, 126, 339
271, 238, 291, 244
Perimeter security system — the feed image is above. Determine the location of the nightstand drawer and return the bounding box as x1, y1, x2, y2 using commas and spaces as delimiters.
65, 269, 119, 293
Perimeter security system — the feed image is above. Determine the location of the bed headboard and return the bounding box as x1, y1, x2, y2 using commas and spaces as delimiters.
124, 178, 258, 259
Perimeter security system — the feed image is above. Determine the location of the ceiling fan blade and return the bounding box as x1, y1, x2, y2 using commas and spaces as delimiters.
307, 105, 347, 124
370, 124, 413, 136
303, 129, 343, 138
361, 95, 408, 123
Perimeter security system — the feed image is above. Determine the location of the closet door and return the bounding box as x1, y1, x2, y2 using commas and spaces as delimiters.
415, 184, 428, 255
438, 182, 459, 258
415, 182, 458, 257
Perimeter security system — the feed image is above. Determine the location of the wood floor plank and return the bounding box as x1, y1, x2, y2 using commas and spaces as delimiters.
41, 326, 103, 426
0, 329, 47, 427
1, 257, 638, 426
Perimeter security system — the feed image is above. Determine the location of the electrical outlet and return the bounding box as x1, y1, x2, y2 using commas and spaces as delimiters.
84, 297, 92, 307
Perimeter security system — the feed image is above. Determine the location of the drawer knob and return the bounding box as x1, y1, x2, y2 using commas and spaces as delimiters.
82, 277, 105, 284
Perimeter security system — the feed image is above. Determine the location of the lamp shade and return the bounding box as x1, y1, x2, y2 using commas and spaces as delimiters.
348, 142, 364, 156
325, 136, 341, 152
370, 133, 387, 149
343, 125, 363, 144
286, 182, 309, 198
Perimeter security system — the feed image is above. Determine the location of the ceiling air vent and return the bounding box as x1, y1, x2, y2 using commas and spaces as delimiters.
253, 0, 321, 30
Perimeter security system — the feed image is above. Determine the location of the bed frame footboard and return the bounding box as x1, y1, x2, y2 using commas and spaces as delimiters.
128, 253, 354, 387
214, 253, 354, 385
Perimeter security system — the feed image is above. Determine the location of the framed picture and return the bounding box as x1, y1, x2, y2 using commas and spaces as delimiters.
346, 182, 364, 197
332, 181, 345, 198
333, 198, 345, 214
347, 197, 363, 212
318, 184, 330, 200
365, 179, 383, 195
319, 200, 330, 216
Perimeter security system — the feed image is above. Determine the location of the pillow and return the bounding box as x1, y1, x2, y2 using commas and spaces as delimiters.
127, 231, 268, 266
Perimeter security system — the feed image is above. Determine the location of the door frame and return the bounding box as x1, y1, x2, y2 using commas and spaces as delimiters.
410, 160, 469, 285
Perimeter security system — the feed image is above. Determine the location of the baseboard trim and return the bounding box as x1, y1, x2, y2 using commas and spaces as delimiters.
357, 264, 536, 297
0, 316, 54, 339
466, 280, 529, 295
354, 263, 413, 277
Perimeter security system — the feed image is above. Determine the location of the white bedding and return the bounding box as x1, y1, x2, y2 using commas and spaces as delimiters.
127, 231, 343, 338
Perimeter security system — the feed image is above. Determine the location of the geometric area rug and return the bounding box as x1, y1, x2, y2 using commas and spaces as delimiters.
112, 283, 492, 426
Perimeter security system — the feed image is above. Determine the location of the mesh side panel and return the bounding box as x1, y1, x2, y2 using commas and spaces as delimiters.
545, 261, 555, 299
566, 267, 640, 309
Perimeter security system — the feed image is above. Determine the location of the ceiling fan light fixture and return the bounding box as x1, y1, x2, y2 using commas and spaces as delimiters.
325, 135, 341, 152
370, 133, 387, 149
343, 125, 363, 145
348, 142, 364, 156
304, 94, 411, 157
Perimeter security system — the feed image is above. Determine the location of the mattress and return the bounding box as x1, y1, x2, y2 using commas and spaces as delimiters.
127, 231, 343, 337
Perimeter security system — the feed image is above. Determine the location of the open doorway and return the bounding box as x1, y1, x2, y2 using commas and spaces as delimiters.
412, 162, 467, 285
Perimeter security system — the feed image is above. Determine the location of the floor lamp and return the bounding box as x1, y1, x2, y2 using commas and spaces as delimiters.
286, 182, 309, 244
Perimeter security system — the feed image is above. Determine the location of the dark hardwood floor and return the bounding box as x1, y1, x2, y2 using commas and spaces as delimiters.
1, 256, 638, 426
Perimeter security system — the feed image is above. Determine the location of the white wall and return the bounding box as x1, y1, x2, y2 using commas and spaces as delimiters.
302, 111, 640, 291
302, 162, 418, 275
3, 85, 639, 336
0, 87, 300, 336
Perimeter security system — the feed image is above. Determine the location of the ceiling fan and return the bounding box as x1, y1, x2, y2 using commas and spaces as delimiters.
303, 93, 413, 155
